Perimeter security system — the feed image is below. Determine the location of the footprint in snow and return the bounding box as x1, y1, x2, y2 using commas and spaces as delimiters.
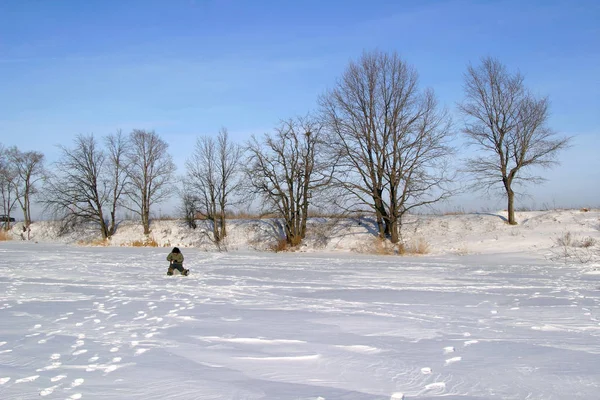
443, 346, 455, 354
445, 356, 462, 365
68, 393, 82, 399
70, 378, 84, 388
15, 375, 40, 383
420, 367, 432, 374
424, 382, 446, 391
0, 377, 11, 385
50, 374, 67, 382
39, 384, 60, 396
36, 362, 61, 371
464, 340, 479, 346
38, 336, 55, 344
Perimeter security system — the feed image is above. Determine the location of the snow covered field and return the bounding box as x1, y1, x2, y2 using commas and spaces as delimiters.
1, 210, 600, 399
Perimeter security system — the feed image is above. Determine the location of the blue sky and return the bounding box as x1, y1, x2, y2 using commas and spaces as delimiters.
1, 0, 598, 211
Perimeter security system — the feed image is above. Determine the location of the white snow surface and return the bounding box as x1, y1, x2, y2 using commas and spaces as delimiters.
1, 209, 600, 399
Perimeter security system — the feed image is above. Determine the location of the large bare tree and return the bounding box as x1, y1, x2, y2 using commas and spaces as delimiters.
7, 147, 45, 233
184, 128, 244, 244
320, 50, 455, 243
43, 134, 115, 239
459, 57, 571, 225
125, 129, 176, 235
246, 116, 335, 246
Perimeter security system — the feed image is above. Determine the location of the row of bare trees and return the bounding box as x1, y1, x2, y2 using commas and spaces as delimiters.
0, 145, 45, 237
185, 52, 568, 246
43, 130, 175, 238
1, 51, 571, 246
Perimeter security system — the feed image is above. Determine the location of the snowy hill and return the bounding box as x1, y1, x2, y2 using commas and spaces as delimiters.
7, 209, 600, 260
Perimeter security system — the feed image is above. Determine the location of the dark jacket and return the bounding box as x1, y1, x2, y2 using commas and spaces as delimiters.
167, 252, 184, 265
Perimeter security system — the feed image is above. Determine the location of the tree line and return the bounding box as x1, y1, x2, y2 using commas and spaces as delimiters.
0, 52, 571, 245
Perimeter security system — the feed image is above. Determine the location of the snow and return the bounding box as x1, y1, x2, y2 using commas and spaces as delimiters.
1, 209, 600, 399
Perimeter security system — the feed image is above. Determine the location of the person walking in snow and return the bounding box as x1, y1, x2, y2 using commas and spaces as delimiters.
167, 247, 189, 276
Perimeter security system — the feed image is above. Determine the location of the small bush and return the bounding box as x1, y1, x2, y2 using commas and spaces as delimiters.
574, 237, 596, 248
0, 230, 11, 241
555, 231, 572, 247
271, 238, 289, 252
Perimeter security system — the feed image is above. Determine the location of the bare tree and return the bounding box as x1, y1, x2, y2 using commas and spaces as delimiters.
0, 145, 18, 229
178, 182, 198, 230
459, 57, 571, 225
185, 128, 244, 244
43, 134, 116, 239
105, 130, 130, 236
7, 147, 45, 234
320, 50, 455, 243
125, 130, 176, 235
246, 116, 335, 246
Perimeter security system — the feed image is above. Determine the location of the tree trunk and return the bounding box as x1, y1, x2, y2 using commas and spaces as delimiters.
374, 191, 387, 239
388, 214, 400, 244
142, 201, 150, 235
507, 189, 517, 225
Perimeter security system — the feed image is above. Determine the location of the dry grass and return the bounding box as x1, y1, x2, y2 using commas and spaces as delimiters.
361, 238, 398, 255
0, 230, 11, 241
271, 238, 289, 252
398, 238, 430, 255
442, 207, 467, 216
129, 237, 160, 247
270, 236, 302, 252
356, 237, 431, 256
77, 238, 110, 246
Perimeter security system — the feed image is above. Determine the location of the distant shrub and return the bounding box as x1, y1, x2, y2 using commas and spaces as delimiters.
0, 230, 11, 241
